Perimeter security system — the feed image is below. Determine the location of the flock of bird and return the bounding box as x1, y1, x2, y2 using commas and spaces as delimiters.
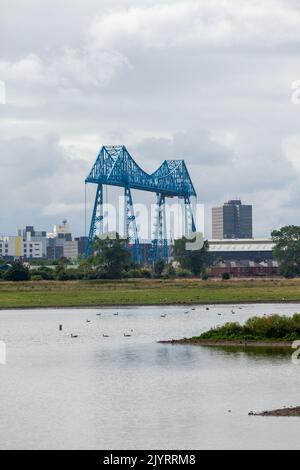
65, 305, 243, 339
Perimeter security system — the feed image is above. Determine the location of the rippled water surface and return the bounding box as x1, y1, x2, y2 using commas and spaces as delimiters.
0, 303, 299, 449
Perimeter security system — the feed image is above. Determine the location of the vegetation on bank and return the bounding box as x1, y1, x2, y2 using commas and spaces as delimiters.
194, 314, 300, 342
0, 234, 209, 282
0, 278, 300, 308
1, 224, 300, 286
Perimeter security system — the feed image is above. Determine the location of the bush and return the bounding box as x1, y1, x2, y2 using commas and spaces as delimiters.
30, 275, 43, 281
177, 269, 191, 278
141, 269, 152, 278
31, 267, 54, 281
222, 272, 231, 280
166, 264, 176, 277
198, 314, 300, 341
54, 267, 79, 281
4, 262, 30, 282
127, 269, 143, 279
280, 264, 298, 279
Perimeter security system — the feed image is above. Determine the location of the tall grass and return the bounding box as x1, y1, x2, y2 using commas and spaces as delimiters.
198, 314, 300, 341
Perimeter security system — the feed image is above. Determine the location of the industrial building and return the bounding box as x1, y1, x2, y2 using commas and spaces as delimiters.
208, 238, 275, 263
212, 200, 253, 239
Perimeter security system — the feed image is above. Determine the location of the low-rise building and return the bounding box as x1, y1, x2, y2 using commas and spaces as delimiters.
211, 260, 279, 278
0, 234, 45, 260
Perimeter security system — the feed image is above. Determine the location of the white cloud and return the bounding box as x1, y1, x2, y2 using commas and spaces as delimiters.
282, 134, 300, 172
90, 1, 300, 52
0, 48, 129, 106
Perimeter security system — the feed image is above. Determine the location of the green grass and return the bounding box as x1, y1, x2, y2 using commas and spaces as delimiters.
0, 278, 300, 309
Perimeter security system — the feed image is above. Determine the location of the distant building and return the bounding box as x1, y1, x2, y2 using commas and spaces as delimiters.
208, 238, 275, 263
212, 200, 253, 239
211, 260, 279, 278
0, 221, 87, 262
0, 233, 45, 260
46, 220, 73, 260
74, 237, 88, 257
63, 241, 78, 260
47, 220, 72, 239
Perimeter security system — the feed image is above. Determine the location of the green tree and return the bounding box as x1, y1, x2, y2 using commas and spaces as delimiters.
4, 262, 30, 282
92, 234, 131, 279
174, 236, 209, 276
272, 226, 300, 278
153, 260, 165, 277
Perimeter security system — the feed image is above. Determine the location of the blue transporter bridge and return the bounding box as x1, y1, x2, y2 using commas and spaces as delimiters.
85, 146, 197, 264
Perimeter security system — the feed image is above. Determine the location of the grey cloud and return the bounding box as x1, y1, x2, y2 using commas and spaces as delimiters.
0, 136, 88, 235
133, 130, 233, 169
1, 0, 300, 238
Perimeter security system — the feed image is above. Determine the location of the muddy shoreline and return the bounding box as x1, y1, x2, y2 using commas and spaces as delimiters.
252, 407, 300, 417
159, 338, 293, 348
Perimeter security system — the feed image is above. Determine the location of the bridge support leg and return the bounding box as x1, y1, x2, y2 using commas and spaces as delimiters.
152, 193, 169, 264
184, 195, 196, 237
86, 184, 104, 257
124, 186, 141, 265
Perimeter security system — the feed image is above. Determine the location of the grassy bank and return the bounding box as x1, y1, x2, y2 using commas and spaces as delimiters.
1, 278, 300, 309
164, 314, 300, 347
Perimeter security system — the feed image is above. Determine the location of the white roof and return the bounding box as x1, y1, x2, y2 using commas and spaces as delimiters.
209, 239, 275, 252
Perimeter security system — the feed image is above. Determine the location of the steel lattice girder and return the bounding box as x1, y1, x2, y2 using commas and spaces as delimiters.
85, 146, 197, 198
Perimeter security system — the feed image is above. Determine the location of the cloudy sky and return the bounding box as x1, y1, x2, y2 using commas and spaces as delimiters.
1, 0, 300, 238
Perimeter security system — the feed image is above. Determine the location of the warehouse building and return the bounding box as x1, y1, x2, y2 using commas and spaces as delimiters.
208, 238, 275, 263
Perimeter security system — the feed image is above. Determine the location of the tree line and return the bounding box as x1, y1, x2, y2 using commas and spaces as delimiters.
0, 225, 299, 281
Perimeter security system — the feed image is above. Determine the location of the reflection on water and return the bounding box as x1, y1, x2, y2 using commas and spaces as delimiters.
0, 303, 299, 450
208, 346, 292, 359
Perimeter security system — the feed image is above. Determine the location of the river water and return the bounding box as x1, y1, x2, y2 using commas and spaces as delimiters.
0, 303, 299, 450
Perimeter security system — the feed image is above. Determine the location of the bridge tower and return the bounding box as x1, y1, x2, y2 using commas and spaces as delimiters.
85, 146, 197, 264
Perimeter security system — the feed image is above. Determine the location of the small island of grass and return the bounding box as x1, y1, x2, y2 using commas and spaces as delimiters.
161, 314, 300, 348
